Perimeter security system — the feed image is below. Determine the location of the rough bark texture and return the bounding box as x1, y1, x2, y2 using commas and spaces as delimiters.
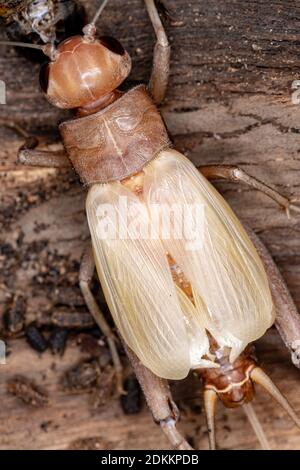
0, 0, 300, 450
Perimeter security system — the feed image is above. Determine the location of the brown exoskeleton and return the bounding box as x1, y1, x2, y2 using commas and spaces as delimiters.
1, 0, 300, 450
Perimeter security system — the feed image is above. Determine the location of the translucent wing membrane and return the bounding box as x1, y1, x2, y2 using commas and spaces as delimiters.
175, 286, 214, 369
86, 149, 274, 380
144, 150, 274, 362
86, 181, 212, 379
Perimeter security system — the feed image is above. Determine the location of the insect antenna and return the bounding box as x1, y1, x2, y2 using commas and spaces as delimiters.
0, 40, 44, 50
82, 0, 110, 40
0, 0, 111, 57
251, 367, 300, 428
203, 389, 217, 450
242, 403, 271, 450
0, 40, 57, 59
90, 0, 110, 26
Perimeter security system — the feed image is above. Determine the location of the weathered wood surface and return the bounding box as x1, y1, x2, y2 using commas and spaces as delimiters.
0, 0, 300, 450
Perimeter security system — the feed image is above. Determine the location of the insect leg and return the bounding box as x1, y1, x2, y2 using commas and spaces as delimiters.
242, 403, 271, 450
144, 0, 170, 105
125, 346, 193, 450
0, 118, 40, 153
18, 134, 70, 168
250, 367, 300, 428
246, 226, 300, 369
79, 244, 124, 395
199, 164, 300, 216
19, 147, 71, 168
203, 389, 217, 450
0, 119, 35, 141
0, 119, 70, 167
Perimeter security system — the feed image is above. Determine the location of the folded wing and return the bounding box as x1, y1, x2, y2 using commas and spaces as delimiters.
86, 181, 210, 379
144, 150, 275, 361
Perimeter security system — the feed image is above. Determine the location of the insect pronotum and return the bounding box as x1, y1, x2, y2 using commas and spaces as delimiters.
1, 0, 300, 450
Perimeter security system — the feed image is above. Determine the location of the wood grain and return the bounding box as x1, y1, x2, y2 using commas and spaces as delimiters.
0, 0, 300, 450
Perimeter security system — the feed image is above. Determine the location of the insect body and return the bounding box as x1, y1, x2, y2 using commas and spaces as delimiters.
2, 0, 300, 450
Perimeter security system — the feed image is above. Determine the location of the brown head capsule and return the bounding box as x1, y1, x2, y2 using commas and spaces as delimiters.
39, 35, 131, 109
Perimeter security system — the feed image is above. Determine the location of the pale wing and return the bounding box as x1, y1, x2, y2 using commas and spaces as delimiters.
144, 149, 274, 361
86, 181, 192, 380
175, 286, 217, 369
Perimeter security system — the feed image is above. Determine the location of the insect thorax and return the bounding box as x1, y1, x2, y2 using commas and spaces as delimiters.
59, 85, 171, 185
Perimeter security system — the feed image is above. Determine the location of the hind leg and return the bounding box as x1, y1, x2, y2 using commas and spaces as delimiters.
199, 164, 300, 367
199, 164, 299, 216
246, 227, 300, 368
125, 346, 193, 450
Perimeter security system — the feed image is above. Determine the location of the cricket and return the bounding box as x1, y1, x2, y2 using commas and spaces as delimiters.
0, 0, 300, 451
